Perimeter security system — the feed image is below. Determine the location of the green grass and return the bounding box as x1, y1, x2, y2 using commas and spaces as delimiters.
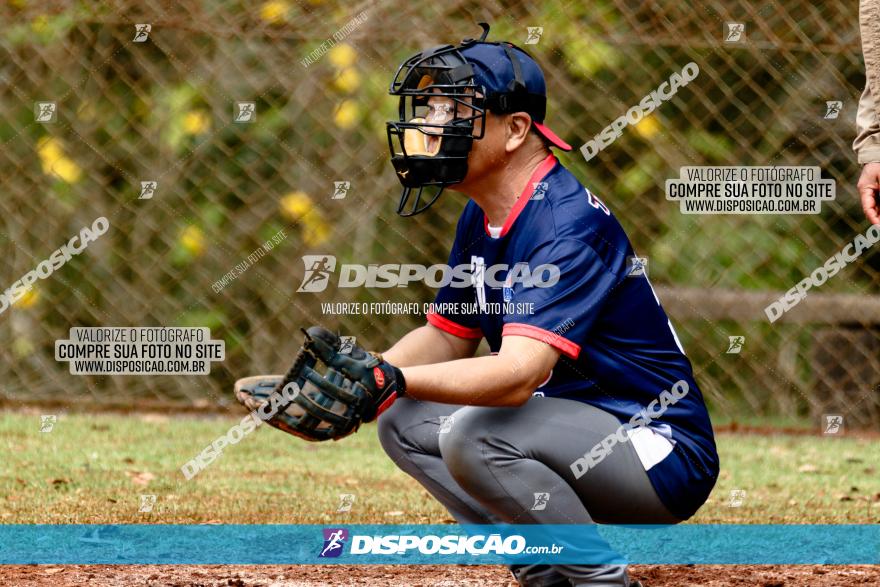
1, 411, 878, 524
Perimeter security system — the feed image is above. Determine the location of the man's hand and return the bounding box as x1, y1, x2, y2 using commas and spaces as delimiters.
857, 162, 880, 224
232, 327, 406, 442
304, 327, 406, 422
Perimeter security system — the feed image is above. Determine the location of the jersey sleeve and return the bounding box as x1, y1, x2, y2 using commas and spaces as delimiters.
425, 214, 483, 340
502, 238, 625, 358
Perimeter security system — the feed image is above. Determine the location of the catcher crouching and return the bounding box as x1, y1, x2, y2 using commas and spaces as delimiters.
236, 24, 719, 587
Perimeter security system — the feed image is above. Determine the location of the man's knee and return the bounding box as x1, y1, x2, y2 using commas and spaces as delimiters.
437, 407, 494, 486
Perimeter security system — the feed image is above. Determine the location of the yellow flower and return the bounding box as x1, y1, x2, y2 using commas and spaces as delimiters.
279, 192, 330, 244
328, 44, 356, 69
13, 286, 40, 309
634, 115, 660, 139
259, 1, 289, 24
333, 100, 359, 129
182, 110, 211, 135
31, 15, 48, 33
279, 191, 313, 220
180, 225, 206, 257
37, 137, 82, 183
37, 136, 62, 161
50, 158, 83, 183
332, 68, 361, 93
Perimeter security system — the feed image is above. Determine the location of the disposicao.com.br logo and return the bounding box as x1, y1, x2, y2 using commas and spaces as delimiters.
297, 255, 559, 293
318, 528, 562, 557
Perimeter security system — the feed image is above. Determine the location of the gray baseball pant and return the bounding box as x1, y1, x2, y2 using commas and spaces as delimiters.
377, 396, 680, 587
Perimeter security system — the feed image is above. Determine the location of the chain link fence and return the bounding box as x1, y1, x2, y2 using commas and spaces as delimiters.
1, 1, 877, 425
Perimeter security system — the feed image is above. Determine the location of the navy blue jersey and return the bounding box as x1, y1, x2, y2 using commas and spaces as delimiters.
426, 155, 719, 519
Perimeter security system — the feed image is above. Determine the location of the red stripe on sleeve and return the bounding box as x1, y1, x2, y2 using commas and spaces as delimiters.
502, 322, 581, 359
426, 311, 483, 340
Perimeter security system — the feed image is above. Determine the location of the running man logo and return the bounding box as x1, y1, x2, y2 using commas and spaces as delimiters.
727, 489, 746, 507
726, 336, 745, 354
139, 181, 157, 200
133, 24, 152, 42
332, 181, 350, 200
139, 494, 157, 513
234, 102, 256, 123
337, 494, 355, 513
626, 256, 648, 277
724, 23, 745, 42
531, 492, 550, 511
40, 415, 57, 433
319, 528, 349, 558
34, 102, 57, 123
824, 101, 843, 120
531, 181, 548, 200
338, 336, 356, 354
823, 414, 844, 435
297, 255, 337, 292
438, 415, 455, 434
525, 27, 543, 45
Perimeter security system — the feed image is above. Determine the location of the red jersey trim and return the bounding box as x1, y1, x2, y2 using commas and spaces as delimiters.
427, 311, 484, 339
483, 154, 558, 238
502, 322, 581, 359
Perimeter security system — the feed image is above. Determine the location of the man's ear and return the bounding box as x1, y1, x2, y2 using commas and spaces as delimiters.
505, 112, 532, 152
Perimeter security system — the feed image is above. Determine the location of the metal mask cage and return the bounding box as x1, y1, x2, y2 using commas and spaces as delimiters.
388, 47, 488, 145
387, 89, 487, 157
386, 43, 488, 216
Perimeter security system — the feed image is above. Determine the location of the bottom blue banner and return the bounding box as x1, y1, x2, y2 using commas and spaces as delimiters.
0, 524, 877, 564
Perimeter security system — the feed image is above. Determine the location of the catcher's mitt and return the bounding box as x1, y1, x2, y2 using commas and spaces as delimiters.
234, 326, 405, 442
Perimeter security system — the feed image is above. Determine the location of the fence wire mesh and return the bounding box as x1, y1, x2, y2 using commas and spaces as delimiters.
1, 0, 878, 424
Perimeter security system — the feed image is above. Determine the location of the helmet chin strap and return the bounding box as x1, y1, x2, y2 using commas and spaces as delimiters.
397, 185, 447, 217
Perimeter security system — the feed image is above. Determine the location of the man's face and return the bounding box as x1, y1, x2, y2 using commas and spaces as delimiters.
424, 92, 505, 191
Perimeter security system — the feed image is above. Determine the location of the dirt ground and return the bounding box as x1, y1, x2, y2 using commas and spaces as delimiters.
2, 564, 880, 586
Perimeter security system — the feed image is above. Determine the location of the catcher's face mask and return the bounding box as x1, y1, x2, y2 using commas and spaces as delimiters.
386, 26, 489, 217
